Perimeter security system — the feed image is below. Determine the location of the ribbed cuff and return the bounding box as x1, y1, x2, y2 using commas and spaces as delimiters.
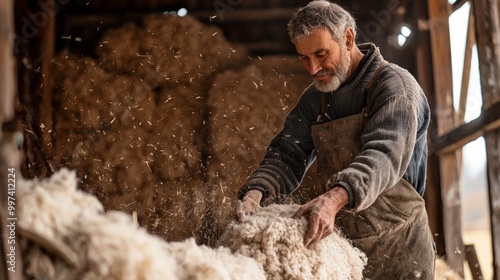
332, 181, 355, 209
238, 185, 267, 202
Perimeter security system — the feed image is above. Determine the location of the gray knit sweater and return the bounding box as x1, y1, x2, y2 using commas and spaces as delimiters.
239, 43, 430, 211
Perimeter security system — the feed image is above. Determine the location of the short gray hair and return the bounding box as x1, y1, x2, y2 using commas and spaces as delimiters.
287, 0, 357, 42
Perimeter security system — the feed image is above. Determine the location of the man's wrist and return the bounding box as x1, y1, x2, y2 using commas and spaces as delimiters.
330, 181, 355, 209
243, 189, 264, 203
326, 186, 349, 211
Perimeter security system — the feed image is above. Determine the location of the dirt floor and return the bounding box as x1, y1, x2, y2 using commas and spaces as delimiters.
47, 14, 321, 244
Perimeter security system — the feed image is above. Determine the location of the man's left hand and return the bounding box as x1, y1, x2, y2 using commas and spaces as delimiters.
292, 187, 349, 247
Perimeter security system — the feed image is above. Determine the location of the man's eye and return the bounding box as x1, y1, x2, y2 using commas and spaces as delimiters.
316, 52, 327, 59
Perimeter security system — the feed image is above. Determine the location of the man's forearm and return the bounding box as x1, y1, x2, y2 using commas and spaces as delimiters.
324, 186, 349, 211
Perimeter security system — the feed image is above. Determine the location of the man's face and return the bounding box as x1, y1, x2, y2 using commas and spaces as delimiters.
293, 28, 350, 92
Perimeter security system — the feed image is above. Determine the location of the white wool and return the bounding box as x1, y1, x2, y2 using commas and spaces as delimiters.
164, 238, 266, 280
18, 169, 179, 280
71, 211, 180, 280
17, 169, 264, 280
434, 258, 464, 280
17, 168, 104, 240
217, 204, 367, 280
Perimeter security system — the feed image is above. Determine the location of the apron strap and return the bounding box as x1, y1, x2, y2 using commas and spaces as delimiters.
316, 91, 329, 122
365, 60, 389, 115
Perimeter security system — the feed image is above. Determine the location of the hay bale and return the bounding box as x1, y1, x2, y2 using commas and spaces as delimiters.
203, 55, 321, 245
147, 83, 207, 181
50, 50, 205, 241
96, 14, 249, 88
49, 13, 251, 241
217, 204, 367, 280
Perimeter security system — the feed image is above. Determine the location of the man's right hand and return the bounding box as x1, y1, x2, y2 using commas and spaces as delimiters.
240, 189, 263, 215
292, 186, 349, 246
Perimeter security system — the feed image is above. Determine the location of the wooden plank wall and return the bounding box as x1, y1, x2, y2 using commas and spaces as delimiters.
425, 0, 500, 277
427, 0, 465, 275
473, 0, 500, 279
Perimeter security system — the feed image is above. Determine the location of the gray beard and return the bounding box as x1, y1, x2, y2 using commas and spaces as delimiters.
313, 47, 350, 93
314, 74, 344, 92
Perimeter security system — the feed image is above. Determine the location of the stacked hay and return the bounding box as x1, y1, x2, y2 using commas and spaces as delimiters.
203, 55, 322, 245
18, 169, 266, 280
217, 204, 367, 280
96, 14, 247, 89
50, 13, 326, 246
50, 14, 249, 241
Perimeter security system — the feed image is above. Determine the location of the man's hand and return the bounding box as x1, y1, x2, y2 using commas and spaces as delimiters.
240, 189, 263, 215
292, 187, 349, 247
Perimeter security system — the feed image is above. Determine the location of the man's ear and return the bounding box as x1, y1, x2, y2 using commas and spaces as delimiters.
345, 27, 355, 50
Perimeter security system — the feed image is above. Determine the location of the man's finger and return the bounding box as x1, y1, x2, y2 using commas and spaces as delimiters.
292, 206, 307, 219
304, 215, 319, 247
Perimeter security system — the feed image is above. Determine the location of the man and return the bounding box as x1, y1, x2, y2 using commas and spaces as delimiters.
238, 1, 436, 279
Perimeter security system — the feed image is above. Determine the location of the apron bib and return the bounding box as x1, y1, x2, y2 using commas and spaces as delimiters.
311, 61, 435, 279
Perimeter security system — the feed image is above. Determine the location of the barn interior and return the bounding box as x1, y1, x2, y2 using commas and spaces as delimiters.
1, 0, 500, 279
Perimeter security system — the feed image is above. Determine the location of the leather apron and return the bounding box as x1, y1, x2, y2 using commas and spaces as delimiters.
311, 62, 436, 279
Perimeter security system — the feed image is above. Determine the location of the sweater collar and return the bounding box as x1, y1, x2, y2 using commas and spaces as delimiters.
335, 43, 384, 93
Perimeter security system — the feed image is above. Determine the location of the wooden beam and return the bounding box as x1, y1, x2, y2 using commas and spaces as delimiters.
457, 8, 475, 123
473, 0, 500, 279
465, 244, 484, 280
191, 8, 297, 22
0, 1, 24, 279
15, 0, 55, 177
64, 8, 298, 26
39, 0, 55, 157
485, 129, 500, 280
473, 0, 500, 108
434, 101, 500, 154
0, 0, 15, 123
452, 0, 469, 13
427, 0, 465, 275
414, 0, 446, 255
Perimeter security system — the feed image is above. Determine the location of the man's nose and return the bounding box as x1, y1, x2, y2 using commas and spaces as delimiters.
307, 57, 323, 76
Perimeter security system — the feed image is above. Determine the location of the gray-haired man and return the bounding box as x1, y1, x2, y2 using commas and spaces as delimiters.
238, 1, 436, 279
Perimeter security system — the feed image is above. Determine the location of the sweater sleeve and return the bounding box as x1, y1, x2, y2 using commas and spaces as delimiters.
238, 87, 320, 203
334, 67, 425, 211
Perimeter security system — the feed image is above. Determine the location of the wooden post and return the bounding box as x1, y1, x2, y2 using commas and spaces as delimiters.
1, 0, 24, 279
15, 0, 56, 178
485, 129, 500, 280
0, 0, 15, 122
473, 0, 500, 279
413, 0, 446, 256
465, 244, 484, 280
427, 0, 465, 275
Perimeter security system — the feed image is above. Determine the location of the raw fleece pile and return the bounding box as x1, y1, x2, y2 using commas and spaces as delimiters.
434, 258, 464, 280
217, 204, 367, 280
17, 169, 265, 280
